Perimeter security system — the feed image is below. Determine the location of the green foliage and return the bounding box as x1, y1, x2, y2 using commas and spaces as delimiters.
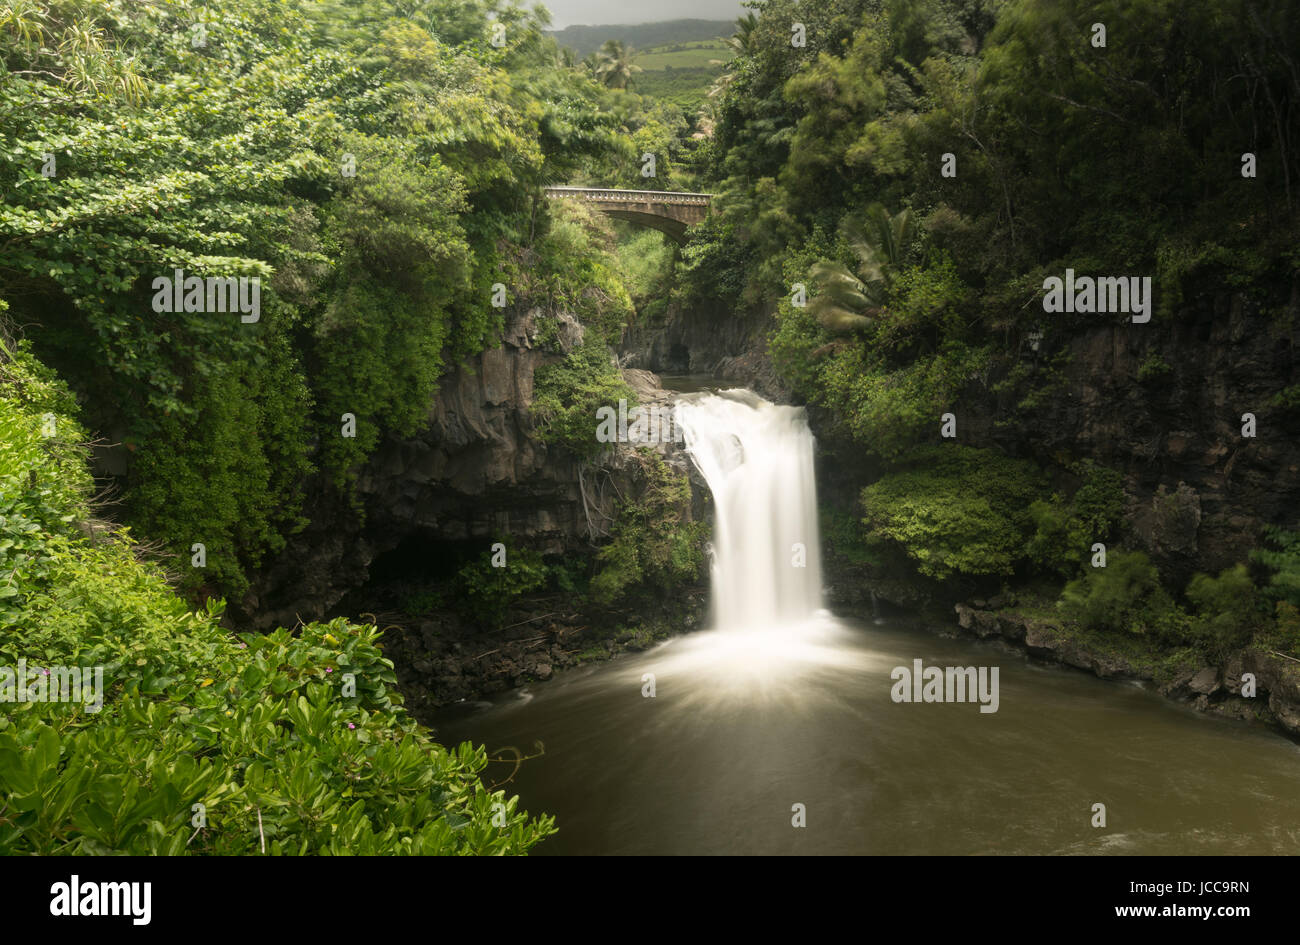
454, 545, 548, 626
1058, 550, 1179, 637
399, 589, 444, 617
531, 343, 635, 460
546, 555, 589, 596
1266, 601, 1300, 658
1185, 564, 1264, 658
821, 505, 884, 568
769, 222, 986, 461
860, 445, 1049, 581
871, 253, 969, 352
590, 452, 706, 604
0, 0, 631, 601
633, 67, 723, 112
1270, 385, 1300, 412
1055, 550, 1267, 659
592, 40, 643, 90
128, 339, 312, 596
311, 137, 480, 484
672, 213, 758, 310
1026, 460, 1125, 575
0, 344, 554, 854
605, 99, 693, 190
528, 198, 636, 346
696, 0, 1300, 448
1251, 526, 1300, 608
614, 225, 677, 313
1137, 352, 1173, 382
813, 338, 991, 462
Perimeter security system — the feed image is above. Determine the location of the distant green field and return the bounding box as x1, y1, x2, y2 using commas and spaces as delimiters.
632, 39, 731, 109
547, 19, 735, 59
635, 40, 733, 71
633, 67, 719, 111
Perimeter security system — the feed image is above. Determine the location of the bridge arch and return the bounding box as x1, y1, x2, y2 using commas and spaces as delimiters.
543, 187, 712, 244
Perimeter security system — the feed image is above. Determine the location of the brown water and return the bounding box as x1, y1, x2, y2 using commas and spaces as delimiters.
657, 372, 723, 393
432, 615, 1300, 855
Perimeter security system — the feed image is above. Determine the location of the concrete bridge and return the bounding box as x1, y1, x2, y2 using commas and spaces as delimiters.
543, 186, 712, 243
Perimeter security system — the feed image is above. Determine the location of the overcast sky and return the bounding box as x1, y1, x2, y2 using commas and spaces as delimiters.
538, 0, 748, 29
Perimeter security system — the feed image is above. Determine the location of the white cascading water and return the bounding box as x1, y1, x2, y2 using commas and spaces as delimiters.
675, 389, 824, 632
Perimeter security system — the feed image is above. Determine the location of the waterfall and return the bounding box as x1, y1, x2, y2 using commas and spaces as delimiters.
675, 389, 824, 631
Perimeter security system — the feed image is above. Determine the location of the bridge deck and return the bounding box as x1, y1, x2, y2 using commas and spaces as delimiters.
544, 186, 712, 206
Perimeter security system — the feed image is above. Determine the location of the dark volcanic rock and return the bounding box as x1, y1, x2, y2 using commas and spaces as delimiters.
955, 603, 1300, 736
974, 281, 1300, 586
241, 306, 697, 630
619, 298, 790, 402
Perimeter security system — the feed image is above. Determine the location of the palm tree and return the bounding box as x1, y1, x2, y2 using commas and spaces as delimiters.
724, 12, 759, 56
708, 13, 759, 100
594, 39, 641, 90
808, 205, 916, 333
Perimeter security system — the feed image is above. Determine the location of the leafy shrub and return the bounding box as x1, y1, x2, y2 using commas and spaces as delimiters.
546, 556, 590, 595
871, 254, 970, 353
1184, 564, 1264, 658
529, 199, 636, 346
821, 506, 884, 569
531, 343, 635, 460
455, 544, 549, 626
1269, 385, 1300, 412
0, 343, 554, 855
860, 446, 1048, 580
614, 224, 677, 313
672, 214, 756, 310
128, 346, 312, 597
1058, 550, 1181, 637
1251, 526, 1300, 607
1026, 460, 1126, 576
589, 452, 705, 604
1136, 352, 1173, 382
809, 340, 991, 462
1268, 601, 1300, 657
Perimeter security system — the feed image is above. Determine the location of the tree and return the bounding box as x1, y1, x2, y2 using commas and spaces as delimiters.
707, 12, 759, 101
724, 12, 760, 56
594, 39, 642, 90
808, 205, 915, 332
0, 0, 632, 601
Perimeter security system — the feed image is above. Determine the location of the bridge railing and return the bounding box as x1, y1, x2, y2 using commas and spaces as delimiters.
544, 186, 712, 206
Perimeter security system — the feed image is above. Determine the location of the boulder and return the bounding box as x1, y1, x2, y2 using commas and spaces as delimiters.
1189, 667, 1220, 695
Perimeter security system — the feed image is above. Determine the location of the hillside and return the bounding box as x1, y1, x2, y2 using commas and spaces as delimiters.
546, 18, 734, 57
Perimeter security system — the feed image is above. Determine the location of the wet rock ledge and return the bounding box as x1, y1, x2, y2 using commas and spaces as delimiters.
955, 601, 1300, 737
384, 587, 708, 721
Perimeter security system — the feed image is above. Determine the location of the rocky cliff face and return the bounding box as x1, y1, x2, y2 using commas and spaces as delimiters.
619, 297, 789, 400
975, 279, 1300, 585
240, 307, 694, 630
357, 308, 589, 556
